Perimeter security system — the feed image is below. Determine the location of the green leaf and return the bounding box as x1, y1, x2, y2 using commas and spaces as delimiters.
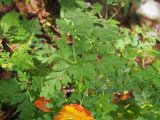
53, 61, 69, 71
18, 71, 29, 82
91, 3, 102, 14
41, 70, 71, 98
46, 71, 63, 79
10, 93, 25, 105
82, 63, 95, 79
1, 11, 20, 32
0, 0, 12, 4
31, 76, 45, 92
68, 65, 84, 80
41, 78, 61, 98
0, 79, 19, 96
17, 97, 35, 120
22, 18, 41, 34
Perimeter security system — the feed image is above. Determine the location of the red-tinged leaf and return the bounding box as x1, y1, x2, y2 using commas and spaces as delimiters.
34, 97, 51, 112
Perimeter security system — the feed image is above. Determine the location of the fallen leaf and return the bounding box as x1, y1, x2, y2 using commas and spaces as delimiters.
112, 91, 134, 104
34, 97, 51, 112
135, 56, 156, 68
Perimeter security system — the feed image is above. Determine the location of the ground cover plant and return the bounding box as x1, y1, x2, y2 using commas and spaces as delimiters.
0, 0, 160, 120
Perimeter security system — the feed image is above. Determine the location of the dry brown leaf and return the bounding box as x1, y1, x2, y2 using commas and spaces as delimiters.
112, 91, 134, 104
135, 56, 156, 68
14, 0, 49, 24
0, 71, 16, 80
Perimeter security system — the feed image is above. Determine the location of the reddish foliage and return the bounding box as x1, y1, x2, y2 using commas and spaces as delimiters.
34, 97, 51, 112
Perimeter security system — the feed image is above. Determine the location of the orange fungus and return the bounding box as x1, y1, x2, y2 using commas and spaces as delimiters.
54, 104, 94, 120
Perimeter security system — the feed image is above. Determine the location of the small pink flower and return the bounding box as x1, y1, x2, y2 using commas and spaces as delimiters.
155, 24, 160, 32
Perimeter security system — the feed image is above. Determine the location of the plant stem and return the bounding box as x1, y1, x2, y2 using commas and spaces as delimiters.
72, 45, 77, 63
28, 33, 34, 45
55, 55, 76, 64
80, 88, 89, 105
